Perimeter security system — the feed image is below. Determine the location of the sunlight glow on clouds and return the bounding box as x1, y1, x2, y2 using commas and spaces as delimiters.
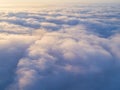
0, 0, 120, 8
0, 3, 120, 90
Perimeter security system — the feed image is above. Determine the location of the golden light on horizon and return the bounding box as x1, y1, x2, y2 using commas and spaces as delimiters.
0, 0, 120, 9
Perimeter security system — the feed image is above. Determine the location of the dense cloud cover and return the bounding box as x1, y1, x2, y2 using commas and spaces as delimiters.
0, 3, 120, 90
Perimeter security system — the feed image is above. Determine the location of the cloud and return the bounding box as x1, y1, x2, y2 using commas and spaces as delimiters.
0, 3, 119, 90
0, 34, 36, 90
8, 26, 120, 90
40, 22, 60, 30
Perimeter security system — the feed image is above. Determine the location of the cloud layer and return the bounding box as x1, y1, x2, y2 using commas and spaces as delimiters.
0, 3, 120, 90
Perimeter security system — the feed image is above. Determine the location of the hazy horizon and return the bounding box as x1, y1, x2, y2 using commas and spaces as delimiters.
0, 0, 120, 8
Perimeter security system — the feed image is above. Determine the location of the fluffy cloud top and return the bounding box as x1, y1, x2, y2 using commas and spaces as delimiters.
0, 3, 119, 90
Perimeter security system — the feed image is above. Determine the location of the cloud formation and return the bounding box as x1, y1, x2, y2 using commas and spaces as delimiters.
0, 3, 119, 90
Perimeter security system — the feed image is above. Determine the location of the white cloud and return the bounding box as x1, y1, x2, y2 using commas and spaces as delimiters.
0, 3, 119, 90
8, 26, 120, 90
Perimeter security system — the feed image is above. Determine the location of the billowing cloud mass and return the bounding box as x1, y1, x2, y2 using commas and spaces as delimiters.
0, 3, 120, 90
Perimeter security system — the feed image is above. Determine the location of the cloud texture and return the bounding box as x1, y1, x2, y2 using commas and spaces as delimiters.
0, 3, 120, 90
